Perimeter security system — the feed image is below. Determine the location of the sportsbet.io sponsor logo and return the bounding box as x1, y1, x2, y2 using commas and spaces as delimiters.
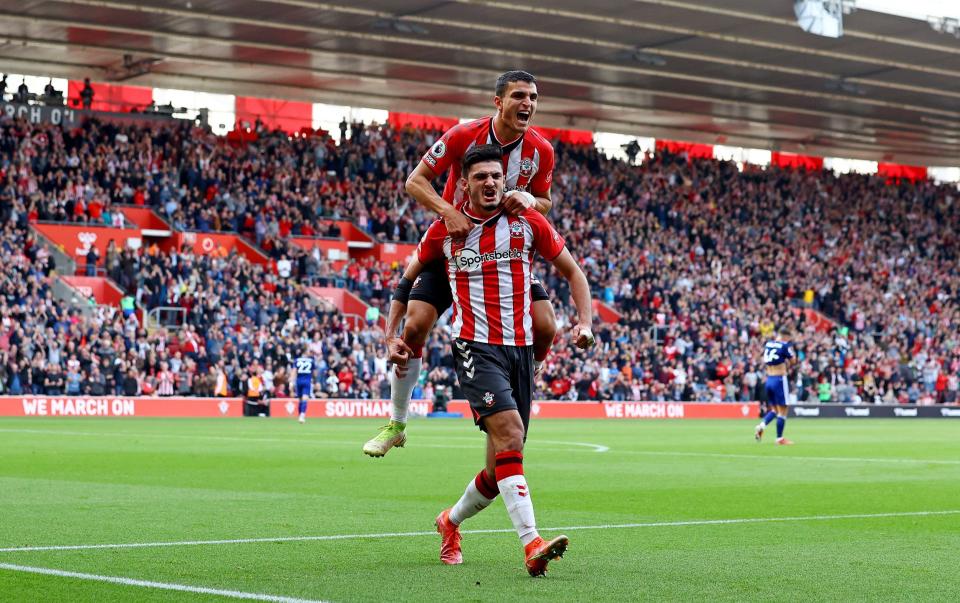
453, 247, 522, 272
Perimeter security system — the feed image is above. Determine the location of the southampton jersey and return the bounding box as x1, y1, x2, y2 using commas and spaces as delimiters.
420, 117, 555, 205
417, 208, 564, 346
763, 341, 794, 366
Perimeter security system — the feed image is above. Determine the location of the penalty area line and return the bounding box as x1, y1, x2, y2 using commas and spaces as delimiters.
0, 562, 328, 603
1, 510, 957, 554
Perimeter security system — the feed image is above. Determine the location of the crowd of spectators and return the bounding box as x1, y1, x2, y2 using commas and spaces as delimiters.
0, 233, 391, 399
1, 111, 959, 405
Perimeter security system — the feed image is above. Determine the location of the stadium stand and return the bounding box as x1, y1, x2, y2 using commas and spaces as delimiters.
1, 111, 958, 405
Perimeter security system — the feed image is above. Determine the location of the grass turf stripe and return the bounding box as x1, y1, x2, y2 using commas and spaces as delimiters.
2, 509, 956, 554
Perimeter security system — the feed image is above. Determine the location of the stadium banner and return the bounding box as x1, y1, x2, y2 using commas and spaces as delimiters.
177, 232, 268, 264
66, 80, 153, 113
10, 398, 954, 420
0, 102, 80, 127
118, 206, 173, 233
289, 237, 350, 265
235, 96, 312, 134
377, 241, 417, 266
273, 400, 760, 420
33, 223, 142, 260
0, 396, 242, 418
60, 276, 124, 306
789, 404, 960, 418
0, 397, 757, 419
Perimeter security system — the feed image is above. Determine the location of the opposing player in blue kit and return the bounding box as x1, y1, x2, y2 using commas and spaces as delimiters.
755, 334, 796, 445
294, 352, 315, 424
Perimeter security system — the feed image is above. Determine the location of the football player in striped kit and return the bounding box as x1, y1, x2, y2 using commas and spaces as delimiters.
382, 144, 595, 576
363, 70, 559, 457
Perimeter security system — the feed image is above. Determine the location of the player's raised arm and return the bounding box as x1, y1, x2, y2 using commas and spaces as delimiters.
406, 156, 473, 239
550, 247, 595, 350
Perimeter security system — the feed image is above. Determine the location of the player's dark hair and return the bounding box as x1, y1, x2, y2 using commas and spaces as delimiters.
462, 144, 503, 177
495, 70, 537, 97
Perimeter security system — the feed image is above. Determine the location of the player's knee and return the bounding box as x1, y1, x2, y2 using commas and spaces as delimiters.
491, 426, 525, 454
403, 302, 437, 347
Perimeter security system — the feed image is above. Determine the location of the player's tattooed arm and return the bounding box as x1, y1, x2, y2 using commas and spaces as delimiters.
550, 248, 595, 350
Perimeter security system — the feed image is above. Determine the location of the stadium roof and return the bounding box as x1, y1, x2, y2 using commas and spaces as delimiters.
3, 0, 960, 164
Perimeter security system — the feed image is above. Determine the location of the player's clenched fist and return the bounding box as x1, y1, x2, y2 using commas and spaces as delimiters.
572, 324, 595, 350
502, 190, 536, 216
387, 337, 414, 377
442, 209, 473, 240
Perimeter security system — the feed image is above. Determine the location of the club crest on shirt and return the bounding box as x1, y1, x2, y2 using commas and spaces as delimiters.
510, 221, 524, 238
483, 391, 495, 407
519, 157, 535, 179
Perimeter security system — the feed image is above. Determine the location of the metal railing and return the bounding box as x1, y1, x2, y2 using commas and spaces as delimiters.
146, 306, 188, 330
73, 264, 109, 277
34, 217, 138, 230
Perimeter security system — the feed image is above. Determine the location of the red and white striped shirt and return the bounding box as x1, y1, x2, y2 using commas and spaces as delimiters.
157, 370, 175, 396
417, 208, 565, 346
421, 117, 555, 206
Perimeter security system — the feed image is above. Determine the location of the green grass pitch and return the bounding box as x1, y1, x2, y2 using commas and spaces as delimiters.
0, 417, 958, 602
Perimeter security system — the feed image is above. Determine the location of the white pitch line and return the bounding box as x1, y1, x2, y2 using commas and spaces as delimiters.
1, 510, 956, 554
538, 439, 609, 452
621, 450, 960, 465
0, 562, 328, 603
0, 428, 610, 453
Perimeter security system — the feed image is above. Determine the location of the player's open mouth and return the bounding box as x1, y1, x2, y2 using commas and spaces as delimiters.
516, 111, 530, 123
482, 188, 497, 200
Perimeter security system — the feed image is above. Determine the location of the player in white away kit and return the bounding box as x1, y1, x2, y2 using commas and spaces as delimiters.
384, 144, 595, 576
